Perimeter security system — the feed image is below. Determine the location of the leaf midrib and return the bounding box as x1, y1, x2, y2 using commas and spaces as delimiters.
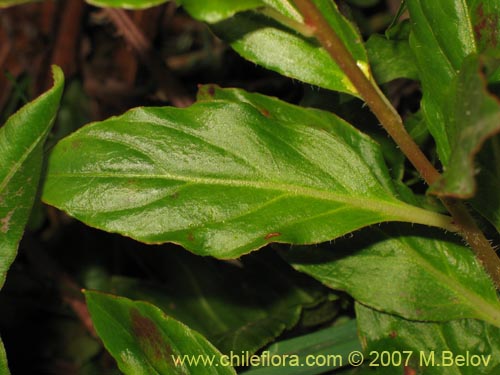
47, 171, 455, 231
0, 120, 52, 195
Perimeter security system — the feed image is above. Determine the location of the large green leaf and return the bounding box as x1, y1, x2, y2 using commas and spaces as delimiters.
284, 224, 500, 327
242, 319, 361, 375
211, 0, 371, 96
43, 89, 454, 258
0, 65, 64, 289
84, 291, 236, 375
356, 303, 500, 375
102, 248, 323, 354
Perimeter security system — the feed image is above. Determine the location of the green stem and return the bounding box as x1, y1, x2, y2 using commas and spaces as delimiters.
292, 0, 500, 289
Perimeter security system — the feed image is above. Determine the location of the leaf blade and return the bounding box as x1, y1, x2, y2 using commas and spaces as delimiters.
0, 65, 64, 288
43, 92, 454, 258
210, 0, 371, 96
285, 224, 500, 327
356, 303, 500, 375
84, 290, 236, 375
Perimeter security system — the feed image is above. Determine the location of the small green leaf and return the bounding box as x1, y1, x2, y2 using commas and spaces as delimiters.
0, 65, 64, 289
262, 0, 302, 21
104, 248, 323, 355
85, 0, 168, 9
211, 0, 371, 96
285, 224, 500, 327
430, 55, 500, 198
356, 303, 500, 375
242, 319, 361, 375
177, 0, 264, 23
365, 34, 419, 84
43, 90, 453, 258
84, 291, 236, 375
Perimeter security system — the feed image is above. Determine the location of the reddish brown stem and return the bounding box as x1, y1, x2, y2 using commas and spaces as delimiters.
292, 0, 500, 289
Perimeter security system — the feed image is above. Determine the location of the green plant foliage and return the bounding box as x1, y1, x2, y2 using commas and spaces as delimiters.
4, 1, 500, 374
430, 55, 500, 198
407, 0, 500, 167
242, 319, 361, 375
262, 0, 302, 21
365, 34, 418, 84
285, 224, 500, 327
85, 291, 237, 375
85, 0, 168, 9
43, 91, 454, 258
0, 66, 64, 289
356, 303, 500, 374
210, 0, 370, 96
0, 0, 40, 7
0, 338, 8, 375
100, 249, 324, 354
407, 0, 500, 231
176, 0, 264, 23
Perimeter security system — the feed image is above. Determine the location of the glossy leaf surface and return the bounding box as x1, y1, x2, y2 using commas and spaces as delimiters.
85, 291, 236, 375
285, 224, 500, 327
0, 66, 64, 288
357, 303, 500, 375
211, 0, 371, 96
43, 90, 454, 258
104, 248, 323, 354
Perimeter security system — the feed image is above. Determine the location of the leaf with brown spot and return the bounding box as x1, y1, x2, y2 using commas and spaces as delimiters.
107, 248, 323, 355
44, 84, 455, 259
130, 308, 174, 364
264, 232, 281, 240
85, 291, 236, 375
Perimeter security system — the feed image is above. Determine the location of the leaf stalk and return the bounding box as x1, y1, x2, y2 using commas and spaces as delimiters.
292, 0, 500, 289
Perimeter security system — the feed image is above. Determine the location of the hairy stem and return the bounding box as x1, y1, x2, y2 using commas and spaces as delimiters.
292, 0, 500, 289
